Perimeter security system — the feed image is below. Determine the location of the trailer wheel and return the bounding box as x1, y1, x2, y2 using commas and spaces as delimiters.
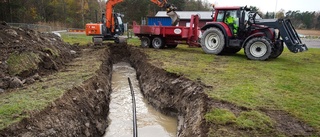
166, 44, 178, 48
244, 37, 272, 60
270, 41, 284, 58
152, 37, 164, 49
140, 36, 151, 48
201, 27, 225, 54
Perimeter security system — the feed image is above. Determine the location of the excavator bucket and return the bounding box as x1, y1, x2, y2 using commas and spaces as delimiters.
165, 4, 180, 26
167, 11, 180, 26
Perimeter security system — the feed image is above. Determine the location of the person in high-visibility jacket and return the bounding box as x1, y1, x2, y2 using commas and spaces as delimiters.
225, 12, 238, 35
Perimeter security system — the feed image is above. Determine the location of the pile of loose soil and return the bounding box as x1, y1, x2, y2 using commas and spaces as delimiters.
0, 21, 78, 91
0, 47, 111, 137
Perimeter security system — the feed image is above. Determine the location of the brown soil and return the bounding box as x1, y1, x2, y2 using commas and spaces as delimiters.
297, 29, 320, 36
0, 21, 79, 90
0, 23, 319, 136
0, 47, 111, 136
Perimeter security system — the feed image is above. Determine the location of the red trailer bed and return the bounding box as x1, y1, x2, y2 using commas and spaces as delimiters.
133, 15, 201, 48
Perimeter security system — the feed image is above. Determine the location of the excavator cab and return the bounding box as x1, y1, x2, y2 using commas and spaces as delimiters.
86, 12, 124, 44
113, 13, 124, 36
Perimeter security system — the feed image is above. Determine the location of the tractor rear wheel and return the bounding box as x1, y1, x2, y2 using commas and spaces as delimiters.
201, 27, 225, 54
152, 37, 165, 49
141, 36, 151, 48
270, 41, 284, 58
244, 37, 272, 60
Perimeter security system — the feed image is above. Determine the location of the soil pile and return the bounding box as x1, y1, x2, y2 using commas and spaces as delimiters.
0, 21, 78, 91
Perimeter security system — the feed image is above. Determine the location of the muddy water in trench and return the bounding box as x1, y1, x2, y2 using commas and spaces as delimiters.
104, 62, 177, 137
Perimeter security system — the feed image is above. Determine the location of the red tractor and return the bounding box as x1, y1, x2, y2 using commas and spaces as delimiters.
201, 6, 308, 60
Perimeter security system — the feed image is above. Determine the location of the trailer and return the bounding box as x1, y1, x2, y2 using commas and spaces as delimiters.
133, 15, 201, 49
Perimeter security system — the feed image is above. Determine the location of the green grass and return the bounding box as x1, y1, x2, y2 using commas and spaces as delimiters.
127, 38, 320, 130
127, 38, 141, 46
236, 111, 274, 131
7, 52, 41, 75
0, 48, 102, 130
205, 108, 236, 125
61, 33, 92, 45
205, 109, 274, 135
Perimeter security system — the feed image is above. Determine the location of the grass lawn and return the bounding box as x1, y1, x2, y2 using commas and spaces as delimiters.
61, 33, 92, 45
127, 38, 320, 130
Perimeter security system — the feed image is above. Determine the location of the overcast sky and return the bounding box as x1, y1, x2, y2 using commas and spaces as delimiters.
207, 0, 320, 13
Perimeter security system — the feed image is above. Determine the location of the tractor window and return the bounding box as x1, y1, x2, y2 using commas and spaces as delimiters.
244, 11, 249, 21
216, 11, 225, 22
226, 10, 239, 27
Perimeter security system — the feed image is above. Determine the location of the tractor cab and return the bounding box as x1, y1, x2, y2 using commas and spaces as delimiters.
212, 6, 260, 37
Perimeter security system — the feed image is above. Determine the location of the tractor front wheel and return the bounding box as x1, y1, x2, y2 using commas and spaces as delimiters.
270, 40, 284, 59
201, 27, 225, 54
244, 37, 272, 60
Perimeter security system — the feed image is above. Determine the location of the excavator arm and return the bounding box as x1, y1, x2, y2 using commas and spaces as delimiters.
150, 0, 168, 7
151, 0, 180, 26
106, 0, 168, 27
106, 0, 179, 29
106, 0, 123, 33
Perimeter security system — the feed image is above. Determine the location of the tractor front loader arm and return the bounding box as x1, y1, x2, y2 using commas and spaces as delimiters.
255, 19, 308, 53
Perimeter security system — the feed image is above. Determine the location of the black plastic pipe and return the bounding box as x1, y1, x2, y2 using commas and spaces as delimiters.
128, 77, 138, 137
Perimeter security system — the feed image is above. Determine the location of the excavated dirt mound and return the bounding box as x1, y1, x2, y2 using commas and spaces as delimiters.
0, 47, 112, 137
0, 21, 78, 91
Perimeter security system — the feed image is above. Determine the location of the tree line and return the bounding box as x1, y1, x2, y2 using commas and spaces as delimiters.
0, 0, 100, 28
264, 10, 320, 29
0, 0, 210, 28
0, 0, 319, 30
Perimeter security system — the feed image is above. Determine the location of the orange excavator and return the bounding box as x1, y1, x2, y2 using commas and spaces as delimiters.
85, 0, 179, 44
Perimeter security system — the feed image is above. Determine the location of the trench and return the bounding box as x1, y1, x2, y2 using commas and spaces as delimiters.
104, 62, 177, 137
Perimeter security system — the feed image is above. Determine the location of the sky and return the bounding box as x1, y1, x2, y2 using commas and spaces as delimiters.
207, 0, 320, 13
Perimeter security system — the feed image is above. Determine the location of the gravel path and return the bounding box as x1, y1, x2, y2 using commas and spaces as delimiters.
302, 39, 320, 48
